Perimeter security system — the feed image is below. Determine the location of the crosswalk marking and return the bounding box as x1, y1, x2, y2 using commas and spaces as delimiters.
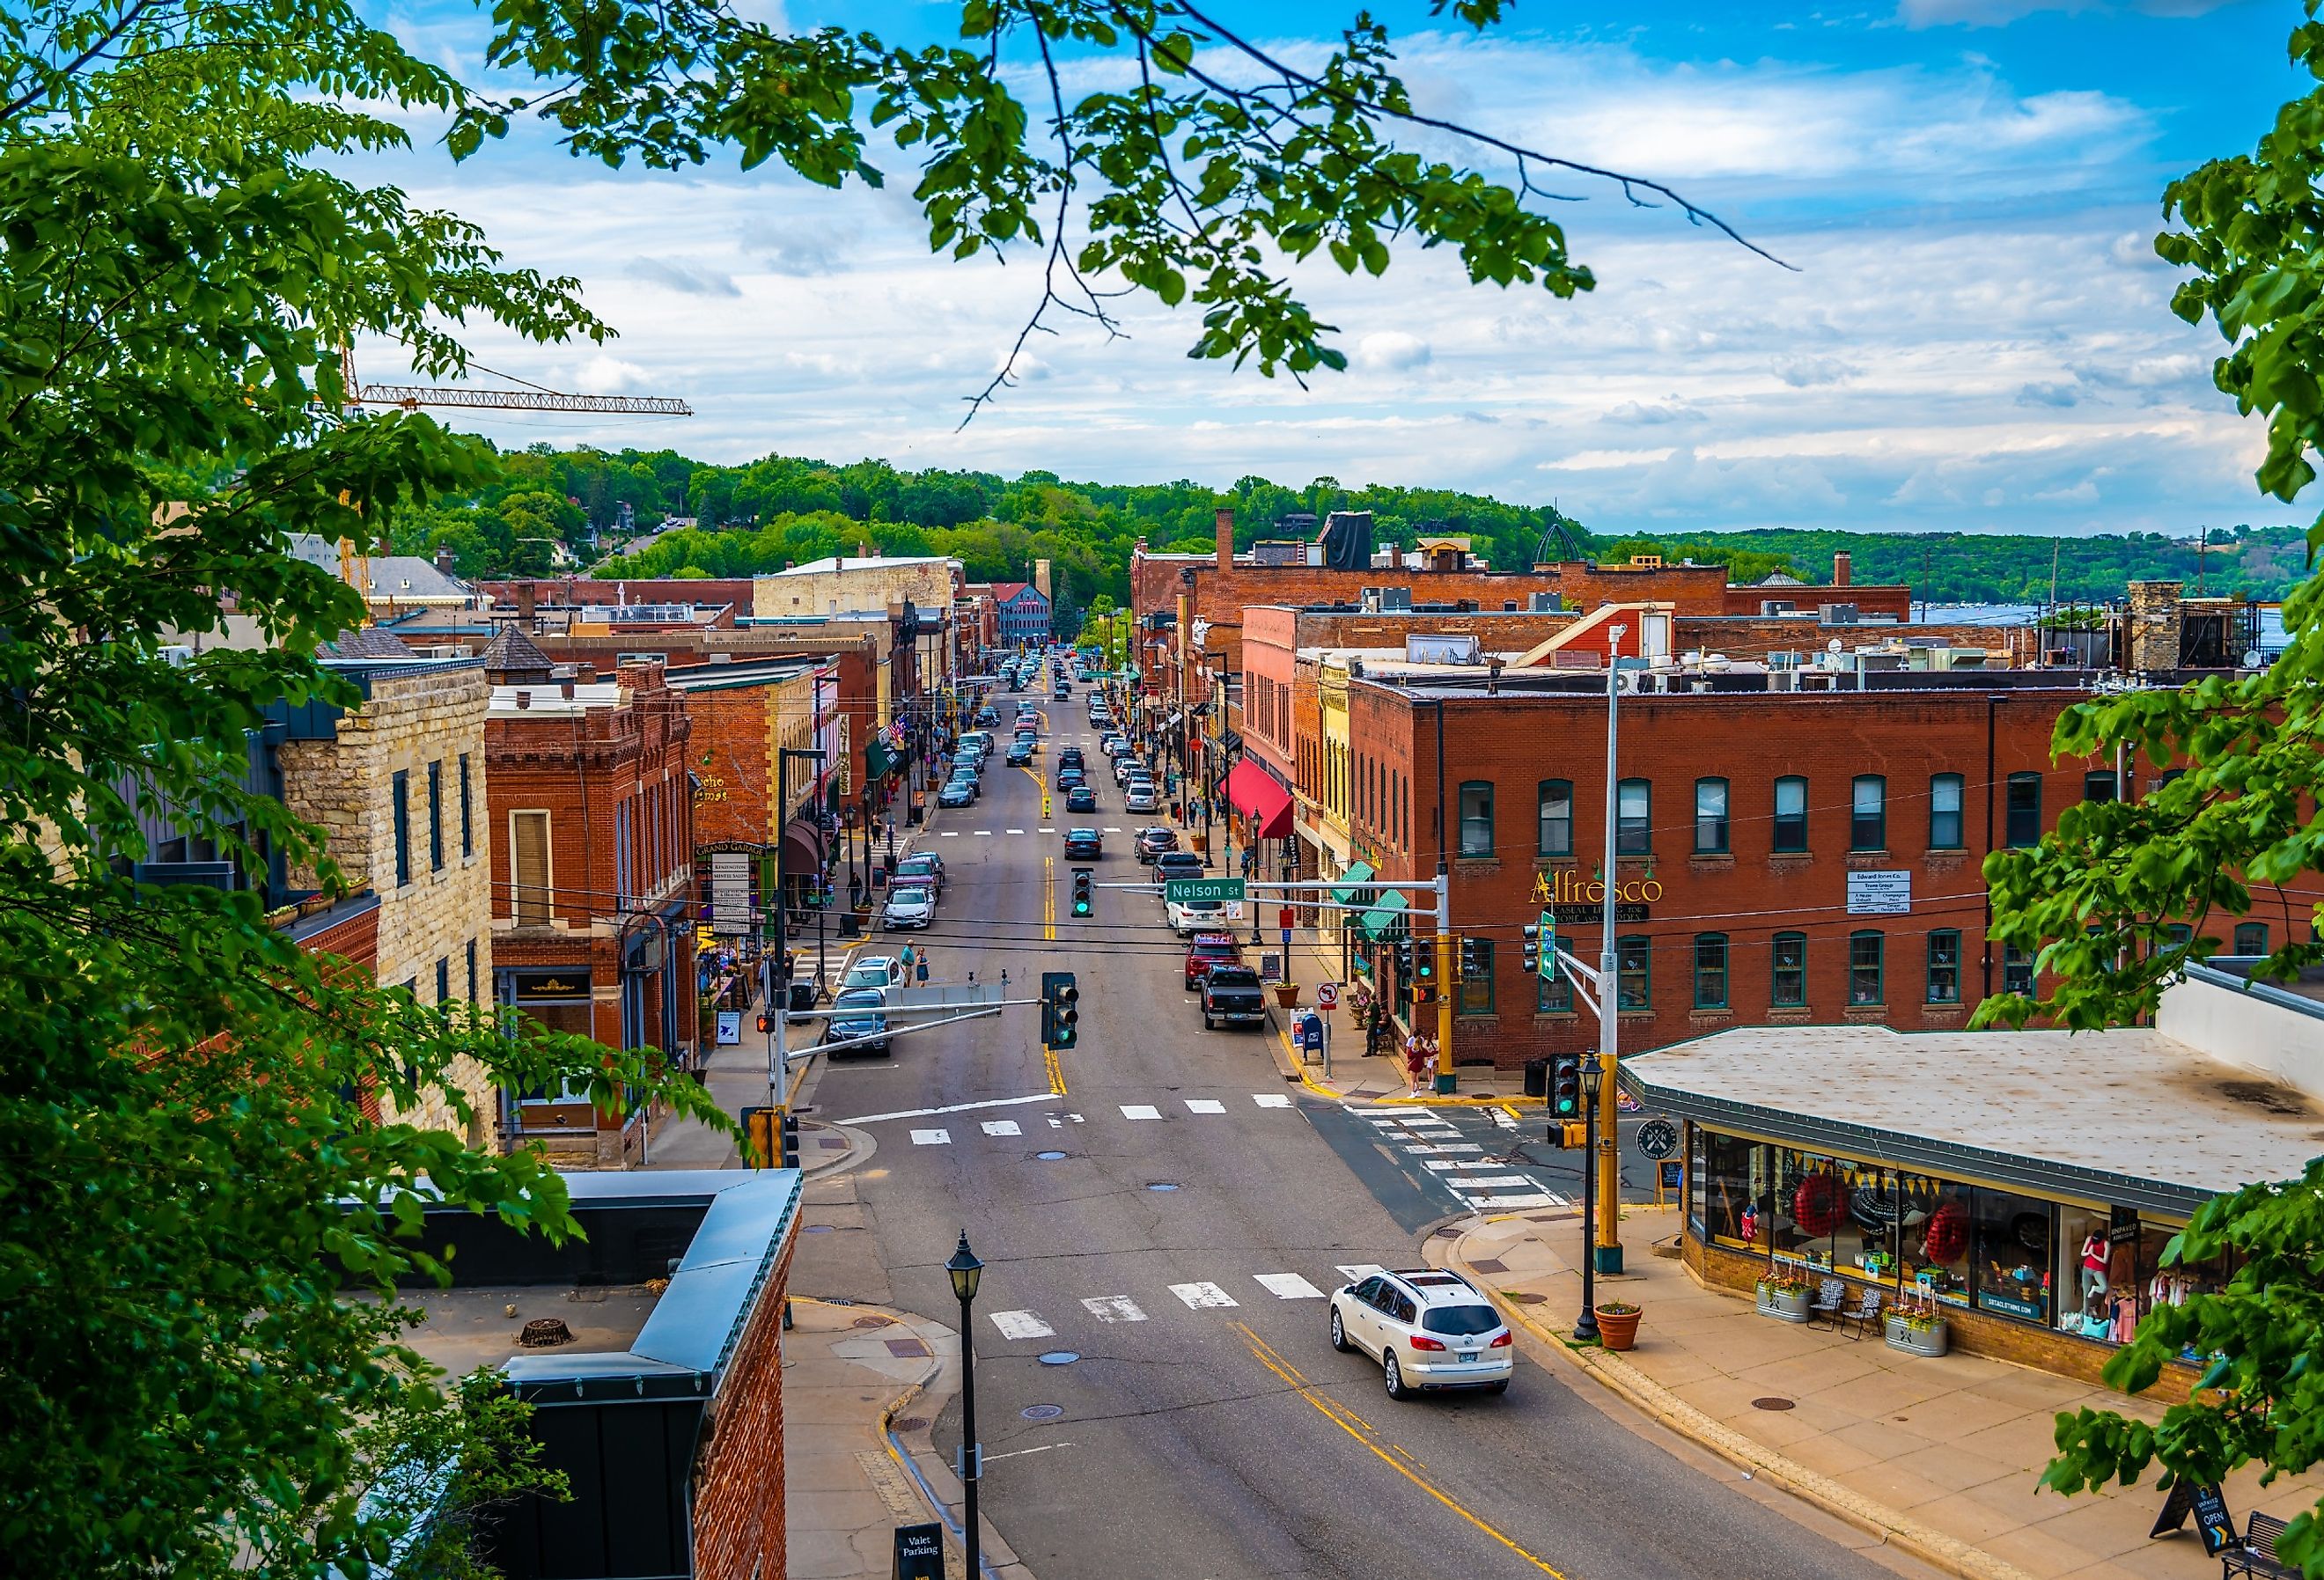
1169, 1282, 1239, 1310
1252, 1093, 1293, 1108
1083, 1296, 1147, 1324
1119, 1104, 1162, 1120
1102, 825, 1123, 833
974, 829, 993, 837
1424, 1159, 1517, 1172
1006, 827, 1024, 834
1183, 1099, 1225, 1114
938, 831, 959, 837
990, 1310, 1054, 1340
1039, 827, 1055, 834
1491, 1108, 1519, 1129
910, 1128, 952, 1146
1337, 1263, 1386, 1282
981, 1120, 1022, 1137
1463, 1191, 1563, 1209
1403, 1143, 1484, 1155
1254, 1273, 1324, 1300
1449, 1174, 1531, 1187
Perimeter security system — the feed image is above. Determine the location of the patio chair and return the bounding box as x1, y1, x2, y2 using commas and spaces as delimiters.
1838, 1288, 1883, 1340
1806, 1275, 1848, 1329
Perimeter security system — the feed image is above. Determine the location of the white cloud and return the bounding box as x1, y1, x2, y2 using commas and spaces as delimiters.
1603, 397, 1705, 425
1357, 331, 1432, 371
628, 257, 742, 298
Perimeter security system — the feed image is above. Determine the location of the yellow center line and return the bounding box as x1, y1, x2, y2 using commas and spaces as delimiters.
1232, 1322, 1570, 1578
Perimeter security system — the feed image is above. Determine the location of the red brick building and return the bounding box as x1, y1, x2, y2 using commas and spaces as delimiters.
483, 631, 698, 1165
1327, 669, 2324, 1075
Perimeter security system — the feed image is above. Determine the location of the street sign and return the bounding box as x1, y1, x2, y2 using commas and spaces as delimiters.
1277, 906, 1295, 931
892, 1522, 945, 1580
1164, 877, 1247, 904
1316, 981, 1340, 1010
1636, 1117, 1679, 1160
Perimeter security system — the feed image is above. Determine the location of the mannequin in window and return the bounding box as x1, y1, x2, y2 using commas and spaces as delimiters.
2079, 1228, 2110, 1321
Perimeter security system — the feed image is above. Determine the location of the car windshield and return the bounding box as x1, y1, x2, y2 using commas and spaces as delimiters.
1207, 967, 1260, 988
1420, 1304, 1502, 1336
835, 989, 885, 1012
846, 962, 893, 985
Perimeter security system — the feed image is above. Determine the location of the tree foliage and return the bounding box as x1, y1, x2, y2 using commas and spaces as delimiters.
1989, 11, 2324, 1570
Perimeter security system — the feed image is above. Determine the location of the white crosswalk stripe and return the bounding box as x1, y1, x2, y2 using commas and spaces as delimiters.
910, 1128, 952, 1145
1448, 1174, 1532, 1188
1403, 1143, 1484, 1155
1252, 1093, 1293, 1108
1083, 1296, 1147, 1323
1183, 1099, 1225, 1114
981, 1120, 1022, 1137
1169, 1282, 1239, 1310
938, 831, 959, 837
1254, 1273, 1324, 1300
1490, 1108, 1519, 1129
1006, 827, 1024, 834
974, 829, 993, 836
1424, 1159, 1516, 1172
1462, 1191, 1563, 1209
990, 1310, 1054, 1340
1119, 1104, 1162, 1120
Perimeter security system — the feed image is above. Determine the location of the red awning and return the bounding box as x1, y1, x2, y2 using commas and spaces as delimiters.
1225, 759, 1294, 841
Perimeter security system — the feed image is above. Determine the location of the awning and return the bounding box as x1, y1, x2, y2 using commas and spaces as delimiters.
1165, 711, 1183, 729
1329, 860, 1375, 909
865, 739, 899, 781
779, 818, 825, 875
1225, 759, 1293, 841
1357, 886, 1408, 939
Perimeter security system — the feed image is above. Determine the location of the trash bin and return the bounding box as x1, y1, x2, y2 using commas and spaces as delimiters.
1523, 1057, 1548, 1098
787, 979, 819, 1013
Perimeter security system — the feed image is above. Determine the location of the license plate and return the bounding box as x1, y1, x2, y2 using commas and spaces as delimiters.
1458, 1350, 1479, 1362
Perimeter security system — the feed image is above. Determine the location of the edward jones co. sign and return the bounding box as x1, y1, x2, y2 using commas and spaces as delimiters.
1532, 869, 1657, 923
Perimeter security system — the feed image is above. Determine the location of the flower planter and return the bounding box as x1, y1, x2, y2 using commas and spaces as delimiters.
1271, 982, 1301, 1008
1755, 1286, 1810, 1323
1593, 1304, 1643, 1350
1884, 1313, 1949, 1356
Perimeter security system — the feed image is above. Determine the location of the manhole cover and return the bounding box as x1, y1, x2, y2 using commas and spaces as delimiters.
1037, 1350, 1079, 1366
1021, 1404, 1064, 1421
1433, 1226, 1461, 1238
804, 1224, 836, 1234
851, 1315, 893, 1329
1753, 1397, 1797, 1411
1146, 1182, 1180, 1192
1036, 1150, 1068, 1161
894, 1417, 929, 1431
1507, 1291, 1548, 1305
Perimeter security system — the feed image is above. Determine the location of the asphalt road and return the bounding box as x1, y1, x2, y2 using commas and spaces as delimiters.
810, 689, 1925, 1580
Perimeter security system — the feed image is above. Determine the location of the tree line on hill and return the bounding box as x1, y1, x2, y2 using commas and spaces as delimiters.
388, 441, 2307, 607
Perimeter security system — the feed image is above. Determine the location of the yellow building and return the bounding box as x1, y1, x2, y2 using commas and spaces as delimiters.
753, 554, 956, 620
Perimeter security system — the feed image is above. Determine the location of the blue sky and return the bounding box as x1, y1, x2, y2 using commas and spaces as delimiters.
361, 0, 2306, 538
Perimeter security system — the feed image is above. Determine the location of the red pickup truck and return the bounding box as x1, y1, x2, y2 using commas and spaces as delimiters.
1182, 931, 1242, 991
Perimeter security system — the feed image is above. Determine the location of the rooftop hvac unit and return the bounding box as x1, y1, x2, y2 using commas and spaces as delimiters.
1818, 603, 1859, 625
1528, 592, 1559, 613
1768, 669, 1797, 692
1760, 599, 1796, 616
1380, 588, 1413, 613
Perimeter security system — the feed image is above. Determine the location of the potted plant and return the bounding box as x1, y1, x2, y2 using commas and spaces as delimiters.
1271, 981, 1301, 1008
1593, 1301, 1643, 1350
1883, 1294, 1950, 1356
1754, 1266, 1813, 1323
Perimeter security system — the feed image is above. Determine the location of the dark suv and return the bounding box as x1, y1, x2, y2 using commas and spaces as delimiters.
1201, 966, 1267, 1031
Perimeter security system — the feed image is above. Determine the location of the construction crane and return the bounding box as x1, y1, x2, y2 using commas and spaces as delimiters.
333, 342, 694, 612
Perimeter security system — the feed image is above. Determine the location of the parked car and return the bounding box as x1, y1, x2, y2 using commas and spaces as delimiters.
1329, 1269, 1513, 1399
1065, 785, 1097, 813
882, 882, 936, 930
895, 852, 945, 893
1063, 827, 1103, 861
844, 953, 907, 991
937, 781, 974, 808
1123, 784, 1158, 813
1136, 827, 1180, 863
1154, 850, 1204, 883
1182, 931, 1242, 989
1167, 896, 1230, 935
1201, 965, 1267, 1030
821, 987, 891, 1058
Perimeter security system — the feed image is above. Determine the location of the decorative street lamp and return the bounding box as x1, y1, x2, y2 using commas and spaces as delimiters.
945, 1232, 986, 1576
1575, 1052, 1605, 1345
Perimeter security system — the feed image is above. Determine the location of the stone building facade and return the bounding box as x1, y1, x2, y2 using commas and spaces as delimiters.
276, 657, 499, 1145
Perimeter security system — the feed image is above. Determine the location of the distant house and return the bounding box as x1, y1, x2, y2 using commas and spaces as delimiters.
991, 580, 1051, 645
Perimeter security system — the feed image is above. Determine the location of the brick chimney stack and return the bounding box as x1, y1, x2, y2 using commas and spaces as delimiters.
435, 545, 457, 578
1833, 551, 1852, 588
1215, 507, 1234, 572
515, 581, 537, 628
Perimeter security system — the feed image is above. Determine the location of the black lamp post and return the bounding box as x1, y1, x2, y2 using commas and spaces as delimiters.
946, 1232, 985, 1576
1574, 1052, 1604, 1344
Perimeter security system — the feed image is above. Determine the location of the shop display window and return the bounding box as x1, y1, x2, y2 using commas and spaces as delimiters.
1972, 1189, 2052, 1323
1769, 1147, 1854, 1270
1895, 1171, 1972, 1305
1699, 1132, 1765, 1249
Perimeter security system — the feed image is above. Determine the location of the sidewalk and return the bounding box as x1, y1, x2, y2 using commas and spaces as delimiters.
1432, 1204, 2320, 1580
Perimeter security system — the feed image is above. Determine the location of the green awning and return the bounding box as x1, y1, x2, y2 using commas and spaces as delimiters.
1357, 886, 1408, 939
866, 739, 899, 781
1329, 860, 1375, 909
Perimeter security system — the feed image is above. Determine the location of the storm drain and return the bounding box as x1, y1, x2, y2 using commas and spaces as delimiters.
1037, 1351, 1079, 1366
1021, 1404, 1065, 1421
1753, 1397, 1797, 1411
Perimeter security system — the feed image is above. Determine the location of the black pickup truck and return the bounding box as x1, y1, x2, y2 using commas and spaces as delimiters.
1201, 966, 1268, 1031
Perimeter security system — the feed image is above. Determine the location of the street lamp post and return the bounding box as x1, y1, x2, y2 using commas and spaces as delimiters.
1575, 1051, 1604, 1344
946, 1232, 985, 1577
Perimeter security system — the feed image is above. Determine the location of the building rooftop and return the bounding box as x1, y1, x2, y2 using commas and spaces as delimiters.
1626, 1024, 2324, 1217
287, 534, 473, 605
770, 555, 953, 577
393, 1283, 664, 1378
489, 681, 625, 717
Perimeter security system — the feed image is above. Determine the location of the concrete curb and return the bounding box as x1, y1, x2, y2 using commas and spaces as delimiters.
799, 1120, 878, 1178
1433, 1230, 2041, 1580
1257, 1002, 1542, 1109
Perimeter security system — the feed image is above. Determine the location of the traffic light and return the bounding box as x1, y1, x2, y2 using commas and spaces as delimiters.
1392, 938, 1413, 980
782, 1106, 801, 1169
1041, 970, 1079, 1049
756, 1011, 772, 1033
1457, 936, 1485, 983
1412, 943, 1438, 1004
1070, 867, 1093, 918
1540, 910, 1557, 973
1549, 1052, 1582, 1123
1553, 1121, 1589, 1150
741, 1106, 801, 1169
1521, 922, 1540, 976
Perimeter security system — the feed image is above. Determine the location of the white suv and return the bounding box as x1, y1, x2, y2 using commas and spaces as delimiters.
1328, 1268, 1513, 1399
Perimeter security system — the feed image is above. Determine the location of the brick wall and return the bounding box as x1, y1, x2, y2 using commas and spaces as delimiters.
483, 577, 759, 613
277, 663, 498, 1145
1673, 617, 2032, 664
689, 1236, 796, 1580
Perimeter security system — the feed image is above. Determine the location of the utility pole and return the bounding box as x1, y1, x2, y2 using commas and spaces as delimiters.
1596, 625, 1626, 1275
1431, 699, 1454, 1095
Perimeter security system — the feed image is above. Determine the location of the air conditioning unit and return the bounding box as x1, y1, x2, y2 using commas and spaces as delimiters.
1528, 592, 1560, 613
1380, 588, 1412, 612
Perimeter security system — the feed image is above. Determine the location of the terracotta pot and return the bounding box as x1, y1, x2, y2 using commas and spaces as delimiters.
1593, 1304, 1643, 1350
1271, 982, 1301, 1008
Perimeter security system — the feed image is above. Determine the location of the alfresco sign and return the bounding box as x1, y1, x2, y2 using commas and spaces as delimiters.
1532, 871, 1666, 906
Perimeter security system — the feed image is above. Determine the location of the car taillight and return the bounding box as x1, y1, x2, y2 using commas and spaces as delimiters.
1409, 1334, 1448, 1352
1489, 1331, 1513, 1349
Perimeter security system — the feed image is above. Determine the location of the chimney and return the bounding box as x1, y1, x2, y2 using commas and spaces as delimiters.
560, 680, 575, 700
434, 545, 457, 577
515, 581, 537, 628
576, 662, 597, 685
1833, 551, 1852, 588
1033, 557, 1052, 600
515, 689, 532, 709
1215, 507, 1234, 572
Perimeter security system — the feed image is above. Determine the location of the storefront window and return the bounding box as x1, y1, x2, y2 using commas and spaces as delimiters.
1769, 1147, 1851, 1271
1896, 1172, 1972, 1305
1700, 1131, 1766, 1248
1971, 1191, 2053, 1322
2057, 1204, 2133, 1340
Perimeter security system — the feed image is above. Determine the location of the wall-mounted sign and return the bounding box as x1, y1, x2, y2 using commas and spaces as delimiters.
710, 851, 753, 935
1847, 871, 1912, 915
1548, 902, 1649, 924
1533, 870, 1665, 907
511, 970, 590, 1000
